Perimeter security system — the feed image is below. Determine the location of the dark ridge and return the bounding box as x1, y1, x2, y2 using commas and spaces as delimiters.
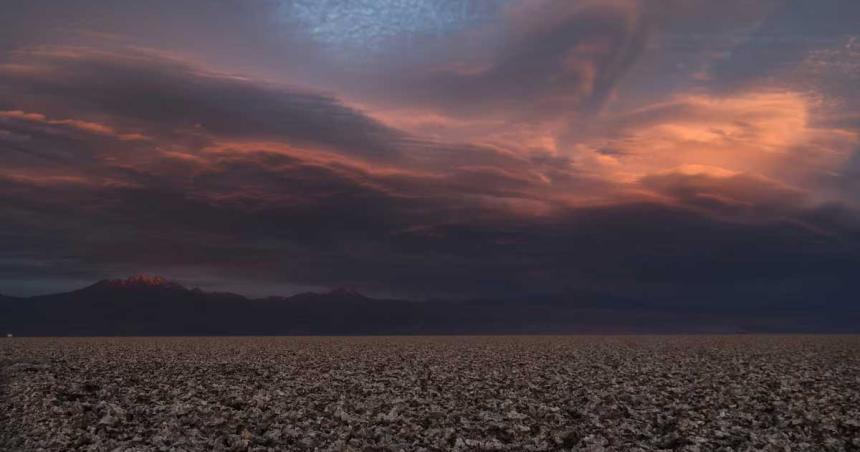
326, 287, 366, 298
1, 276, 858, 336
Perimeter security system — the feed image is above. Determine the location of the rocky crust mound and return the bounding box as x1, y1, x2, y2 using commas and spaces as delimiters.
1, 336, 859, 451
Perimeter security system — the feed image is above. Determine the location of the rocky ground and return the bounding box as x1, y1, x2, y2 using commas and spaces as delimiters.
1, 336, 859, 451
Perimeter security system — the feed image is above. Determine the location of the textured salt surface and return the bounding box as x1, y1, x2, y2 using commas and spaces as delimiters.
1, 336, 859, 451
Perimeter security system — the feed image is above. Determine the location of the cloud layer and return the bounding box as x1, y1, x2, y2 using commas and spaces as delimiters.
0, 1, 859, 313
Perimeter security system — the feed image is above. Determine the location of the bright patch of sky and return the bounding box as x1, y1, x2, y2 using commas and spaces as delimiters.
279, 0, 509, 59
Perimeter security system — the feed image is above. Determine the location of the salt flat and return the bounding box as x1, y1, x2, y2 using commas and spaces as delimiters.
1, 336, 858, 451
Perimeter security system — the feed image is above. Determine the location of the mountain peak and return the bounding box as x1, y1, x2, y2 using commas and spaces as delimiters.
91, 274, 186, 291
327, 287, 366, 298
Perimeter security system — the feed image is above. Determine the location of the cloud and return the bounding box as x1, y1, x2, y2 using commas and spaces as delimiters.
0, 27, 859, 310
4, 153, 858, 301
639, 170, 808, 222
0, 110, 147, 141
0, 49, 407, 162
365, 0, 648, 119
565, 91, 858, 202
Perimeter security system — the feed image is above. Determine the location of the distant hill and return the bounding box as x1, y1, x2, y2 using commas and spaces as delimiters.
1, 275, 857, 335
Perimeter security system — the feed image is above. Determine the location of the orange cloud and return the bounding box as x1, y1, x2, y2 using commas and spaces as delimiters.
0, 168, 140, 189
0, 110, 148, 141
0, 170, 92, 187
574, 91, 858, 194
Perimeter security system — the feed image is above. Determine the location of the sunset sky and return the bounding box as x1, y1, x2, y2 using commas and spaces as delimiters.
1, 0, 859, 306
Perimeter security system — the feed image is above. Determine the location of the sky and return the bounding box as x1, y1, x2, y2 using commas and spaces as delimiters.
0, 0, 859, 306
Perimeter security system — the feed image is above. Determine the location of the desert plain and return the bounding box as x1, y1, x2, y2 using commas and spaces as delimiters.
1, 336, 858, 451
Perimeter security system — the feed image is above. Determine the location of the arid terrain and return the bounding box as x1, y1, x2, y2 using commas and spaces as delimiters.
1, 336, 859, 451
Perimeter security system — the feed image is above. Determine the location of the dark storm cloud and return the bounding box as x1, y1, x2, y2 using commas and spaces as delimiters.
2, 111, 859, 302
4, 153, 859, 302
0, 49, 408, 161
0, 48, 551, 295
1, 47, 858, 303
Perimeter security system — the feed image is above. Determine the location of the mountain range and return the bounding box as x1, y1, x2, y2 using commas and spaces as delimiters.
1, 275, 857, 335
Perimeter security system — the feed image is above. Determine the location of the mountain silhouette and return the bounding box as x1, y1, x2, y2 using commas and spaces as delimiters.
1, 275, 857, 335
82, 274, 188, 292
